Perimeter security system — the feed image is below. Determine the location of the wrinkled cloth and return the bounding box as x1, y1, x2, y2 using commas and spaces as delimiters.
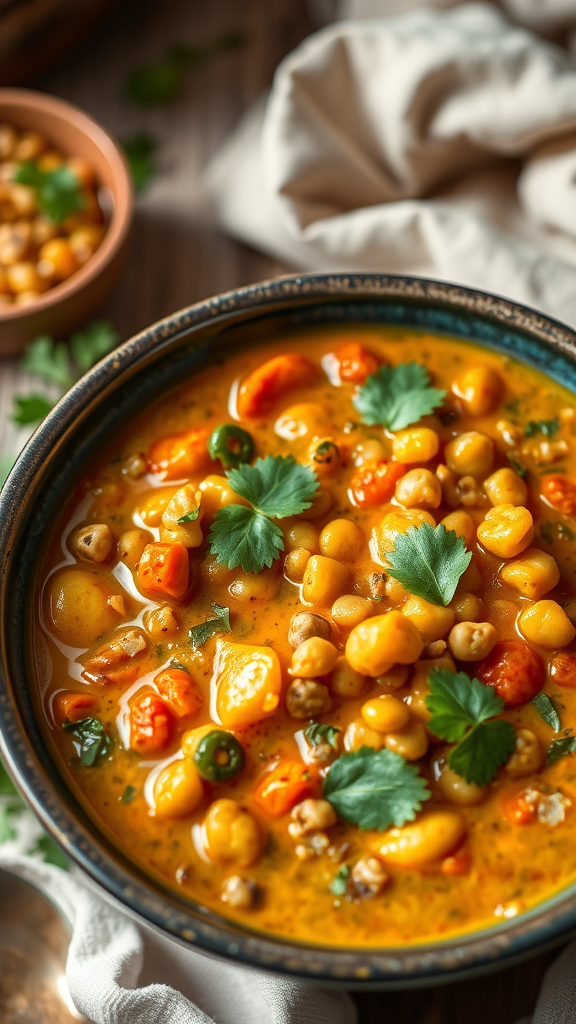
205, 3, 576, 328
333, 0, 576, 35
0, 853, 356, 1024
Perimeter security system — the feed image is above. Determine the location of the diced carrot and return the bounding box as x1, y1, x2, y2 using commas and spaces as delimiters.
83, 628, 148, 686
53, 690, 98, 726
541, 475, 576, 515
550, 651, 576, 688
477, 642, 545, 708
236, 354, 317, 418
154, 668, 202, 718
502, 791, 537, 826
147, 426, 212, 481
441, 847, 471, 875
129, 693, 172, 755
253, 760, 316, 817
334, 341, 379, 383
138, 542, 189, 600
350, 460, 406, 507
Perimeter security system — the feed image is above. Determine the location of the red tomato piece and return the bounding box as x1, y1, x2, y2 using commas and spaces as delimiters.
138, 542, 189, 600
147, 426, 212, 481
334, 341, 379, 384
129, 693, 172, 755
253, 760, 316, 817
350, 460, 406, 507
440, 847, 471, 876
236, 354, 317, 418
541, 475, 576, 516
476, 641, 545, 708
53, 690, 98, 726
154, 668, 202, 718
549, 651, 576, 688
502, 790, 538, 826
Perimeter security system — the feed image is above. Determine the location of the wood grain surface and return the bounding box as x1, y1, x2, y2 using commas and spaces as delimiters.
0, 1, 566, 1018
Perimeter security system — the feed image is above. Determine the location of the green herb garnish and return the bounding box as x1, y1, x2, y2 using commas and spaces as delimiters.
541, 467, 566, 475
540, 521, 575, 544
533, 693, 561, 732
352, 362, 445, 432
29, 834, 70, 870
209, 455, 318, 574
524, 418, 560, 438
177, 507, 201, 523
0, 455, 15, 488
426, 668, 516, 786
323, 747, 430, 831
11, 394, 55, 426
62, 717, 111, 766
13, 161, 85, 223
125, 31, 246, 105
305, 721, 341, 750
329, 864, 350, 896
22, 335, 73, 388
121, 785, 136, 804
69, 321, 118, 374
507, 453, 528, 478
386, 522, 471, 607
189, 603, 231, 649
121, 133, 158, 192
547, 735, 576, 766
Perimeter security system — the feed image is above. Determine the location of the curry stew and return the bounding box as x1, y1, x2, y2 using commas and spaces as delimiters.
36, 329, 576, 946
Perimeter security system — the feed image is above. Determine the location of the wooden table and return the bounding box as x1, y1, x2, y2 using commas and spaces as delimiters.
0, 0, 565, 1018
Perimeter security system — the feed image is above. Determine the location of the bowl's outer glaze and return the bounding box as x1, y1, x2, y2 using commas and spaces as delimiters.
3, 273, 576, 987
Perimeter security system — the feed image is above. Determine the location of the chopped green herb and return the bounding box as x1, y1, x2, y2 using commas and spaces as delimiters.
329, 864, 350, 896
305, 721, 341, 750
120, 785, 136, 804
507, 454, 528, 478
386, 522, 471, 607
69, 321, 118, 374
189, 603, 231, 649
177, 507, 201, 523
121, 133, 158, 192
323, 747, 430, 831
541, 467, 566, 475
504, 399, 520, 416
524, 418, 560, 438
22, 335, 73, 388
11, 394, 55, 426
125, 30, 246, 105
533, 693, 561, 732
29, 834, 70, 870
540, 521, 575, 544
0, 802, 23, 844
352, 362, 446, 432
426, 668, 516, 786
0, 758, 18, 796
547, 735, 576, 766
12, 161, 85, 222
62, 717, 111, 766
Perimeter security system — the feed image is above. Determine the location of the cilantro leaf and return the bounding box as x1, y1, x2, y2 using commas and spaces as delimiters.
524, 418, 559, 438
533, 692, 561, 732
29, 834, 70, 870
62, 717, 110, 766
0, 757, 18, 797
547, 735, 576, 766
177, 507, 200, 523
120, 784, 136, 804
329, 864, 350, 896
0, 802, 23, 844
507, 454, 528, 478
22, 335, 73, 388
448, 719, 517, 787
386, 522, 471, 607
12, 394, 55, 426
226, 455, 318, 518
305, 721, 341, 750
209, 505, 284, 574
189, 602, 231, 649
70, 321, 118, 374
13, 161, 85, 223
121, 133, 158, 192
125, 32, 246, 105
323, 747, 430, 831
352, 362, 445, 432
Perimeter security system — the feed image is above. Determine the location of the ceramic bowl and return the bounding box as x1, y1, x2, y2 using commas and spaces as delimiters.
2, 273, 576, 987
0, 88, 132, 356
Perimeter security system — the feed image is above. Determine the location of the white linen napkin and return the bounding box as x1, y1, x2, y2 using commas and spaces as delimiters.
204, 3, 576, 328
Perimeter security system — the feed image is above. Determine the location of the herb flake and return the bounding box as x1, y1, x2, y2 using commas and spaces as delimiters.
329, 864, 350, 896
524, 418, 559, 438
305, 721, 341, 750
189, 603, 231, 649
62, 717, 111, 766
533, 693, 561, 732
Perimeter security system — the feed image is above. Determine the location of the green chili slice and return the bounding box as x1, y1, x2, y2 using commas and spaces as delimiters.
312, 440, 339, 466
194, 730, 245, 782
208, 424, 254, 469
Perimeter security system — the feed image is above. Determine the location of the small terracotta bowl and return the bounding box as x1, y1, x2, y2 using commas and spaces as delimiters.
0, 88, 133, 356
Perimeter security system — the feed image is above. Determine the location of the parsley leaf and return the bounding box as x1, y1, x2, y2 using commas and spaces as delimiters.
11, 394, 55, 426
121, 133, 158, 192
352, 362, 446, 432
29, 834, 70, 870
386, 522, 471, 607
62, 717, 110, 766
226, 456, 318, 518
209, 506, 284, 574
305, 721, 341, 750
0, 758, 18, 796
22, 335, 73, 388
547, 735, 576, 766
426, 668, 516, 786
507, 454, 528, 478
70, 321, 119, 374
524, 418, 559, 438
13, 161, 85, 223
189, 603, 231, 649
177, 507, 201, 523
329, 864, 350, 896
323, 747, 430, 831
120, 784, 136, 804
533, 693, 561, 732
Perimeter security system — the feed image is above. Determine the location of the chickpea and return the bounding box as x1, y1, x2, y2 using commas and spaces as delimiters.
346, 611, 423, 677
477, 504, 534, 558
221, 875, 257, 910
46, 568, 122, 647
518, 600, 576, 649
289, 799, 337, 836
440, 510, 475, 547
505, 729, 543, 778
330, 656, 367, 698
484, 467, 527, 507
320, 519, 364, 562
455, 476, 485, 508
302, 554, 350, 605
181, 724, 224, 759
143, 604, 180, 639
392, 427, 439, 464
445, 432, 494, 478
288, 611, 331, 648
435, 757, 486, 806
436, 464, 460, 509
353, 437, 388, 466
361, 695, 410, 733
286, 678, 331, 718
375, 509, 436, 557
303, 487, 334, 520
199, 475, 250, 521
407, 655, 455, 721
71, 523, 113, 564
448, 621, 497, 661
121, 452, 147, 479
0, 220, 31, 264
383, 721, 428, 760
344, 718, 382, 752
451, 593, 486, 623
394, 467, 442, 510
500, 548, 560, 601
161, 484, 203, 548
229, 567, 280, 602
274, 402, 330, 442
331, 594, 374, 629
14, 289, 40, 306
30, 215, 59, 247
153, 758, 204, 819
6, 261, 47, 293
289, 637, 338, 678
374, 810, 466, 868
68, 224, 104, 264
14, 131, 46, 162
284, 547, 310, 582
117, 528, 152, 569
37, 237, 79, 282
351, 857, 388, 898
284, 521, 319, 554
375, 664, 409, 691
137, 488, 177, 527
457, 559, 483, 593
384, 575, 410, 605
0, 124, 17, 160
402, 596, 455, 643
203, 799, 262, 867
452, 365, 502, 416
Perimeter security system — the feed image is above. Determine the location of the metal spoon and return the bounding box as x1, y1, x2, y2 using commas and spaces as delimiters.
0, 866, 90, 1022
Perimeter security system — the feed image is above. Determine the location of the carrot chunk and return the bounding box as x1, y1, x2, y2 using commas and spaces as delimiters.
53, 690, 98, 726
334, 341, 379, 383
138, 542, 189, 600
147, 426, 212, 481
236, 354, 317, 418
154, 668, 202, 718
253, 760, 316, 817
502, 791, 537, 826
129, 693, 172, 755
477, 641, 545, 708
350, 460, 406, 507
541, 475, 576, 515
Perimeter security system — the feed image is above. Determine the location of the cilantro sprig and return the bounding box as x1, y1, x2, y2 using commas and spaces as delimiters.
62, 717, 111, 766
386, 522, 471, 607
121, 133, 158, 192
353, 362, 445, 432
426, 668, 516, 786
189, 603, 231, 649
13, 161, 85, 223
209, 455, 319, 574
524, 418, 559, 438
323, 747, 430, 831
305, 721, 340, 750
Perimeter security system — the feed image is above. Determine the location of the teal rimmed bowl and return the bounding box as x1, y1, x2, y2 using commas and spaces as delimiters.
2, 272, 576, 987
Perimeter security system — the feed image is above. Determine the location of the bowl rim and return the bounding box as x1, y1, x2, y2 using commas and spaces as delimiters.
0, 86, 133, 322
3, 270, 576, 986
